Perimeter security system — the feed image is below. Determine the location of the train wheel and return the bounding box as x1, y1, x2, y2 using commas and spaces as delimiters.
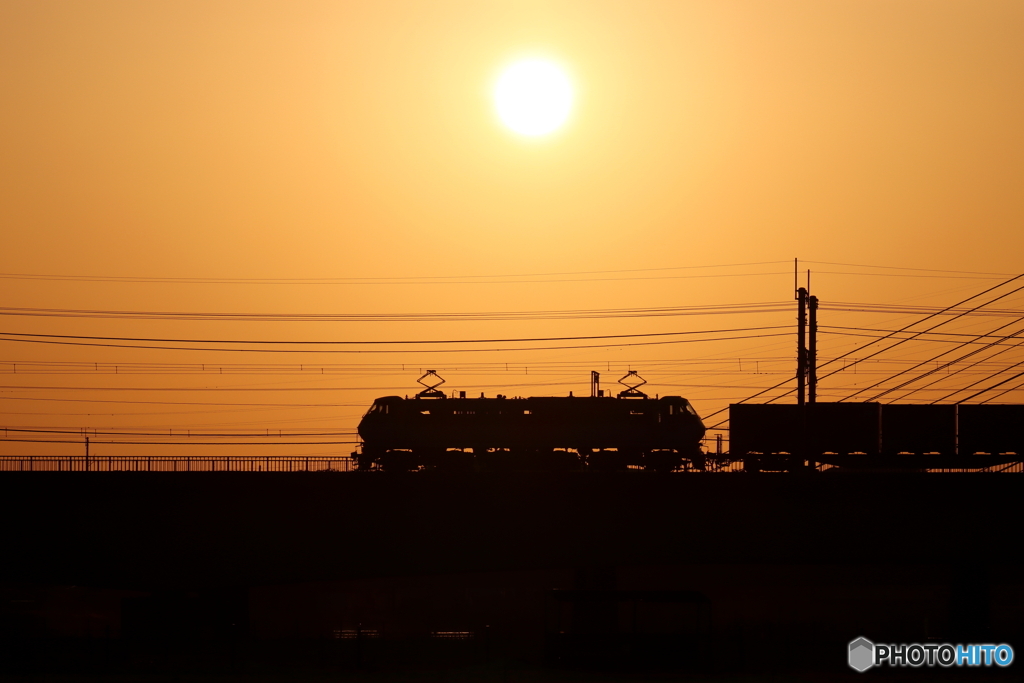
476, 447, 513, 472
588, 449, 627, 472
644, 449, 681, 473
380, 449, 417, 472
432, 449, 474, 473
355, 445, 382, 471
550, 449, 583, 472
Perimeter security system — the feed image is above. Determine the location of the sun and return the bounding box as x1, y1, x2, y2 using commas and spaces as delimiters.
493, 59, 573, 137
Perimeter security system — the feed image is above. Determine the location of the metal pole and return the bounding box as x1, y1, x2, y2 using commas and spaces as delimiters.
796, 287, 808, 471
809, 295, 818, 404
797, 287, 807, 406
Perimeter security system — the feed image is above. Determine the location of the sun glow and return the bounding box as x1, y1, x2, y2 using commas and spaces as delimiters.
493, 59, 573, 136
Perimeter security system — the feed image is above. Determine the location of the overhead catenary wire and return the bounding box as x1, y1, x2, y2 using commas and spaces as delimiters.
909, 339, 1024, 402
744, 275, 1024, 409
838, 278, 1024, 401
0, 331, 795, 353
1, 428, 355, 437
949, 369, 1024, 404
0, 271, 795, 286
0, 261, 793, 284
859, 321, 1024, 402
930, 355, 1024, 404
2, 300, 1020, 322
805, 261, 1015, 276
822, 326, 1024, 345
702, 274, 1024, 424
976, 375, 1024, 404
0, 439, 359, 445
0, 326, 789, 346
2, 354, 1018, 373
3, 270, 1022, 458
0, 302, 792, 322
0, 264, 1011, 286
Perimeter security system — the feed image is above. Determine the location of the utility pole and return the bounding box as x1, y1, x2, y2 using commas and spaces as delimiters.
85, 435, 90, 472
797, 287, 808, 406
808, 294, 818, 404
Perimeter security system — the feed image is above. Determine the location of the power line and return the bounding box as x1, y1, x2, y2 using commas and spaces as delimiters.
825, 302, 1024, 317
906, 338, 1024, 402
838, 278, 1024, 401
815, 271, 1008, 280
930, 356, 1024, 404
822, 326, 1024, 345
3, 354, 1018, 373
951, 369, 1024, 404
1, 428, 355, 437
0, 396, 356, 406
0, 261, 791, 284
861, 320, 1024, 402
0, 439, 359, 445
977, 376, 1024, 404
0, 379, 584, 393
0, 325, 791, 346
0, 331, 794, 353
805, 261, 1014, 276
707, 273, 1024, 420
6, 299, 1019, 322
0, 302, 791, 322
0, 270, 793, 286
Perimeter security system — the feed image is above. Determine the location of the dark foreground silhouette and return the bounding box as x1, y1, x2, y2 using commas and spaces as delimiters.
1, 472, 1020, 680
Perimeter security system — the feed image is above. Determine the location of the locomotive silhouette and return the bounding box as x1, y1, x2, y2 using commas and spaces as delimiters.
356, 371, 707, 472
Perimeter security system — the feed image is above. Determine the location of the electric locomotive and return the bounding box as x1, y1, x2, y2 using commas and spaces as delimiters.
356, 371, 706, 472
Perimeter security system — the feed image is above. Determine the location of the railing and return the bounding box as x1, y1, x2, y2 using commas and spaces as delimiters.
0, 455, 356, 472
2, 454, 1018, 473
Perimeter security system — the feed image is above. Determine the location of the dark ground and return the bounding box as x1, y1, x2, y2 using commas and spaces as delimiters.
1, 471, 1020, 680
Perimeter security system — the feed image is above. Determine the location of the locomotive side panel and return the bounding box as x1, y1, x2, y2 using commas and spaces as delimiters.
357, 394, 705, 470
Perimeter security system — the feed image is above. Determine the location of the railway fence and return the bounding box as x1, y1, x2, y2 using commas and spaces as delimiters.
0, 455, 356, 473
0, 454, 1019, 473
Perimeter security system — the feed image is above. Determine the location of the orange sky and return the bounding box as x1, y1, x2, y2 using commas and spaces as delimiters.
2, 1, 1023, 460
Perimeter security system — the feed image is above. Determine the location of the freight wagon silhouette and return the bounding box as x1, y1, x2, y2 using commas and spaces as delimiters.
730, 402, 1024, 471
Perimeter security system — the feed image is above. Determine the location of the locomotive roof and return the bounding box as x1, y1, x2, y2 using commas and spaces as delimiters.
370, 394, 692, 403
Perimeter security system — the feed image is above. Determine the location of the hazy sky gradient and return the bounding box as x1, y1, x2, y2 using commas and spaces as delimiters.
2, 1, 1022, 458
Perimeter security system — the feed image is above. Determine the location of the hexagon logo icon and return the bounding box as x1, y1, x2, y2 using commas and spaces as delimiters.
849, 637, 874, 672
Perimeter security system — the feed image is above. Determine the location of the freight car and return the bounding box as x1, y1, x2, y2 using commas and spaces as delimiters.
356, 371, 706, 472
729, 402, 1024, 471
